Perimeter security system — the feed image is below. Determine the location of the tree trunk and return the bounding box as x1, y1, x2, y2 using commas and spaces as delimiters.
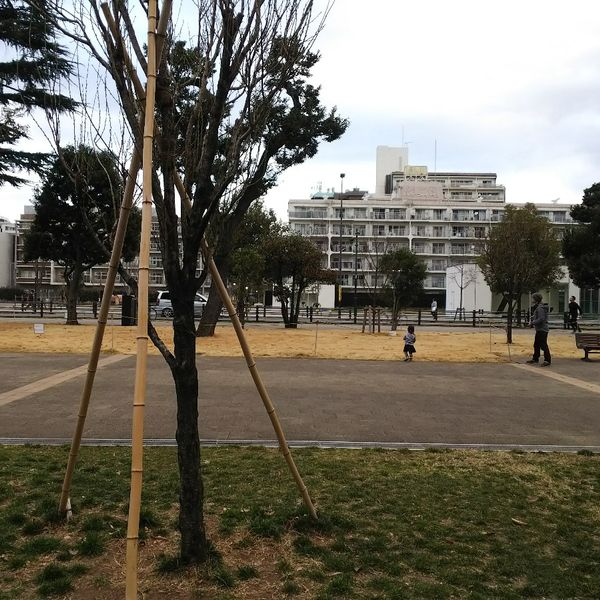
65, 266, 83, 325
391, 289, 398, 331
197, 276, 224, 337
506, 297, 514, 344
171, 302, 209, 563
237, 296, 246, 328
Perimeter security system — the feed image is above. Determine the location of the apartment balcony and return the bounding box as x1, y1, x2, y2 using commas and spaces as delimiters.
289, 211, 328, 219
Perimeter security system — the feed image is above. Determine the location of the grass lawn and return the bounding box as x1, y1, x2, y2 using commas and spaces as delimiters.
1, 445, 599, 599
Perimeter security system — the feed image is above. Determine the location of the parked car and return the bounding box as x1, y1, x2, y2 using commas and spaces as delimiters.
154, 290, 208, 318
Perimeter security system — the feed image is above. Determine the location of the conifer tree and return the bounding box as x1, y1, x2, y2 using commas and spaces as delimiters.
0, 0, 75, 186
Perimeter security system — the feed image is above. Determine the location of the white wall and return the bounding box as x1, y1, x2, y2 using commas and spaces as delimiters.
445, 264, 492, 312
0, 229, 15, 287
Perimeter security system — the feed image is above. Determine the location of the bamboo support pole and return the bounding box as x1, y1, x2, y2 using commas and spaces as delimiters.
125, 0, 158, 597
58, 0, 172, 518
174, 177, 317, 519
58, 149, 141, 515
203, 238, 318, 519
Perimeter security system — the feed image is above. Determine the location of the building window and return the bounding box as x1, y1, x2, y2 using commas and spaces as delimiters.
433, 209, 446, 220
430, 275, 445, 288
388, 208, 406, 219
452, 210, 470, 221
432, 226, 444, 237
431, 258, 446, 270
451, 243, 468, 255
388, 225, 405, 236
452, 226, 466, 237
372, 225, 385, 236
413, 242, 425, 254
372, 208, 386, 220
432, 242, 445, 255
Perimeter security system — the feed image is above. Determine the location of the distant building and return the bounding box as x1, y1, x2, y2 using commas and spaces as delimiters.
13, 205, 211, 298
288, 146, 587, 313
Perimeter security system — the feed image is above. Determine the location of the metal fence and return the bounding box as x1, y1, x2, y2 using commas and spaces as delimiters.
2, 299, 599, 331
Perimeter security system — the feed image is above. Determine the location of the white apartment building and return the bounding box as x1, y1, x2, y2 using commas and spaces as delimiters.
288, 146, 582, 313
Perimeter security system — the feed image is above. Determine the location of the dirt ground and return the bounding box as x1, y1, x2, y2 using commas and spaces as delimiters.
0, 322, 584, 362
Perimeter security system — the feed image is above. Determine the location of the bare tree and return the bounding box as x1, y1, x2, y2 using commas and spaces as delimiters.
447, 262, 478, 321
38, 0, 341, 563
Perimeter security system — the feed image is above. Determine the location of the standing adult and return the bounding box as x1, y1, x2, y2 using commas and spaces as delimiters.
527, 292, 551, 366
431, 298, 438, 321
568, 295, 582, 333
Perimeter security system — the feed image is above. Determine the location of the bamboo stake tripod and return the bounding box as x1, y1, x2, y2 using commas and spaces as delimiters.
58, 3, 317, 597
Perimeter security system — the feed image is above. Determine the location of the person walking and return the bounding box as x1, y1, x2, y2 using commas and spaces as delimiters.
527, 292, 551, 367
568, 296, 582, 333
431, 298, 438, 321
403, 324, 416, 361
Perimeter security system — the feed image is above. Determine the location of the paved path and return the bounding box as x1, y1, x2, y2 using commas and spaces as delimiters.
0, 352, 599, 449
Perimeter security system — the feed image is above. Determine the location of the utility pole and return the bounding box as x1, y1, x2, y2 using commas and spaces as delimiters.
338, 172, 345, 311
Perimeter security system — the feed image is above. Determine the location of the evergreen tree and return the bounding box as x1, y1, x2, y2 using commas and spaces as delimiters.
563, 182, 600, 290
380, 248, 428, 330
0, 0, 76, 186
23, 145, 140, 324
478, 204, 562, 343
264, 233, 336, 327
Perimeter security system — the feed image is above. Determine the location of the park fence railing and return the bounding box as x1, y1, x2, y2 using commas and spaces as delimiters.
1, 299, 599, 331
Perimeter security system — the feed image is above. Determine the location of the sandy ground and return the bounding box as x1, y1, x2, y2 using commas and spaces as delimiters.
0, 322, 585, 362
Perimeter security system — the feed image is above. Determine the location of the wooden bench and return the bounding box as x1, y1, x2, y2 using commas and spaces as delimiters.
575, 332, 600, 361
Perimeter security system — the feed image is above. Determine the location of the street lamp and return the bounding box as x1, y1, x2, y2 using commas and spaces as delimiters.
353, 229, 359, 323
338, 172, 345, 307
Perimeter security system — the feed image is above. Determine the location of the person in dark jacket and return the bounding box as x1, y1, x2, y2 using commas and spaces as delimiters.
568, 296, 582, 333
527, 292, 551, 366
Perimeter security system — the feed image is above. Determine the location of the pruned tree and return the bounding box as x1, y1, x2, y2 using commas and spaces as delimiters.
264, 232, 335, 327
0, 0, 75, 186
23, 145, 140, 324
563, 182, 600, 290
38, 0, 343, 563
478, 203, 561, 343
201, 201, 284, 331
379, 248, 427, 330
226, 201, 284, 326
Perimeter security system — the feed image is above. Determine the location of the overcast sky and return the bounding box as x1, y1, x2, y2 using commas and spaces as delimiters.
2, 0, 600, 222
263, 0, 600, 218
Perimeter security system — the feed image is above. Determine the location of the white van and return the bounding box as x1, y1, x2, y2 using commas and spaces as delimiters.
155, 291, 208, 318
